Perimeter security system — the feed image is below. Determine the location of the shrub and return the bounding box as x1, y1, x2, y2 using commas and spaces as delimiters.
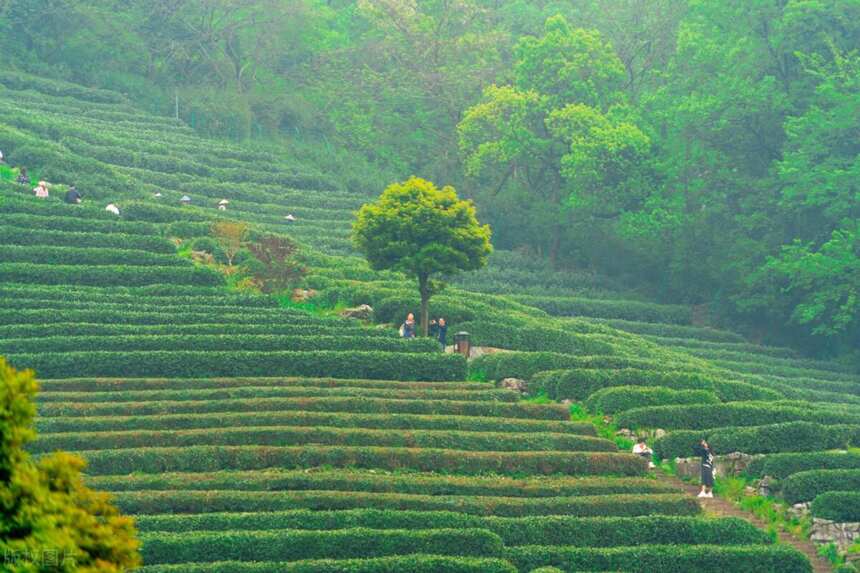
615, 402, 860, 431
457, 320, 614, 355
512, 295, 693, 324
811, 492, 860, 522
744, 453, 860, 479
0, 263, 223, 287
91, 471, 668, 498
473, 353, 668, 381
531, 368, 716, 401
33, 425, 615, 454
190, 237, 226, 262
585, 386, 719, 415
597, 319, 745, 342
0, 211, 159, 234
136, 555, 517, 573
653, 422, 858, 459
712, 380, 784, 401
139, 527, 504, 565
38, 410, 587, 436
79, 446, 648, 477
781, 470, 860, 504
504, 544, 811, 573
2, 245, 189, 267
0, 227, 176, 252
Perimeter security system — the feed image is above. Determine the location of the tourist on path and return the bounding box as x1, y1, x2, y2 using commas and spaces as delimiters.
437, 317, 448, 349
400, 313, 416, 339
693, 439, 715, 498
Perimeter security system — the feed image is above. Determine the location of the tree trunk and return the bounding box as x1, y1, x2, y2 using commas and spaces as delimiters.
418, 273, 430, 337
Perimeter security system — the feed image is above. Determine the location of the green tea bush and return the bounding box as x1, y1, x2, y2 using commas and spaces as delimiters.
653, 422, 858, 459
781, 470, 860, 504
9, 350, 468, 381
745, 453, 860, 479
530, 368, 716, 401
513, 295, 693, 324
811, 492, 860, 522
711, 380, 784, 401
616, 402, 860, 431
473, 353, 670, 381
592, 319, 745, 343
0, 323, 389, 339
80, 446, 648, 477
0, 263, 223, 286
0, 334, 441, 355
139, 527, 504, 565
136, 555, 516, 573
91, 471, 665, 498
2, 245, 188, 267
504, 544, 811, 573
0, 211, 159, 235
0, 308, 306, 326
0, 227, 176, 252
458, 320, 614, 355
585, 387, 719, 415
33, 425, 615, 454
111, 490, 691, 516
38, 410, 587, 436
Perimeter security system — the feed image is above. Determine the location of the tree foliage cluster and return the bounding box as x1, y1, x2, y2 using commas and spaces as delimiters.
0, 0, 858, 356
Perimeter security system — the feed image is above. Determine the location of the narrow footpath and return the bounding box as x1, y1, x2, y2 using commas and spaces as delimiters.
658, 471, 833, 573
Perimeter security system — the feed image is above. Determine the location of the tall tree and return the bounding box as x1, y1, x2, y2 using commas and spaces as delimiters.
353, 176, 492, 335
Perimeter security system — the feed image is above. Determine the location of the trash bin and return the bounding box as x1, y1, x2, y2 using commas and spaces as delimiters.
454, 331, 470, 358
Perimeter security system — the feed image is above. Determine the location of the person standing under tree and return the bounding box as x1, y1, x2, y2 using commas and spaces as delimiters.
437, 317, 448, 349
693, 439, 715, 498
399, 313, 416, 339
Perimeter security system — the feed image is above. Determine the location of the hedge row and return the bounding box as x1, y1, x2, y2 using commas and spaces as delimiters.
0, 307, 307, 326
2, 334, 441, 355
781, 470, 860, 504
0, 211, 159, 235
683, 347, 854, 375
37, 377, 490, 394
7, 300, 293, 316
616, 402, 860, 431
4, 291, 280, 309
810, 492, 860, 522
456, 320, 614, 355
113, 490, 689, 517
596, 319, 745, 343
513, 295, 693, 325
138, 556, 516, 573
530, 368, 716, 401
744, 453, 860, 480
37, 410, 587, 436
11, 350, 468, 381
133, 511, 764, 547
2, 245, 188, 267
0, 263, 223, 287
38, 385, 510, 405
139, 527, 503, 565
77, 446, 647, 477
34, 426, 615, 454
711, 358, 860, 383
472, 353, 680, 381
643, 335, 798, 359
653, 422, 858, 459
585, 387, 719, 415
504, 544, 811, 573
0, 227, 175, 252
89, 470, 668, 498
0, 322, 382, 340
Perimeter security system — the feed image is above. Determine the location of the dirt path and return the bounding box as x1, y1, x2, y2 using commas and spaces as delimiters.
658, 471, 832, 573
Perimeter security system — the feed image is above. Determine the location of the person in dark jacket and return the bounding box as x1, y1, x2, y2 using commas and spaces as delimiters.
64, 185, 82, 204
16, 167, 30, 186
428, 319, 438, 339
400, 313, 416, 339
437, 317, 448, 349
693, 439, 715, 498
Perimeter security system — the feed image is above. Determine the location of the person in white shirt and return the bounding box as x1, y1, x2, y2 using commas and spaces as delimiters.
632, 437, 655, 469
105, 203, 120, 216
34, 181, 50, 199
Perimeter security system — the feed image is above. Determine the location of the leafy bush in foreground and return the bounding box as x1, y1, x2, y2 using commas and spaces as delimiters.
744, 452, 860, 479
811, 492, 860, 522
585, 386, 718, 415
781, 470, 860, 504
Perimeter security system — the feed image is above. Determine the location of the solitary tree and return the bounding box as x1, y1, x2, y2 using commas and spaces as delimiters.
353, 176, 492, 336
211, 220, 249, 266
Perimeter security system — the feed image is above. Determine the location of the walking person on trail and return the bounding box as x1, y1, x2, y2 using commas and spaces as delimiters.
64, 185, 82, 204
33, 180, 49, 199
437, 317, 448, 349
632, 437, 655, 469
693, 439, 715, 498
16, 167, 30, 186
399, 313, 416, 339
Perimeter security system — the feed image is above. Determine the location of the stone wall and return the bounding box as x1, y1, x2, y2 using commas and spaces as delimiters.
810, 518, 860, 552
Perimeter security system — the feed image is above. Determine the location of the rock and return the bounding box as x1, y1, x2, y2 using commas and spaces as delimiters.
497, 378, 528, 393
653, 429, 667, 440
787, 502, 811, 519
714, 452, 760, 477
810, 517, 860, 551
616, 428, 635, 440
560, 399, 573, 406
291, 288, 317, 302
674, 457, 700, 480
340, 304, 373, 320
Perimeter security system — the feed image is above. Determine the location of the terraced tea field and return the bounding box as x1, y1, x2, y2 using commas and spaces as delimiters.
1, 69, 854, 570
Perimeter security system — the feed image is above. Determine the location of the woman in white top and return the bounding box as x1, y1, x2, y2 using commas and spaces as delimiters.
34, 181, 50, 198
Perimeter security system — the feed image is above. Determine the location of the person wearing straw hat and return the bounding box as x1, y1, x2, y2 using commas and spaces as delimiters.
33, 181, 50, 199
105, 203, 120, 216
180, 195, 192, 205
218, 199, 229, 211
285, 213, 296, 222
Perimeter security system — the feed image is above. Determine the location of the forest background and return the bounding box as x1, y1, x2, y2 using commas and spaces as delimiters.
0, 0, 857, 361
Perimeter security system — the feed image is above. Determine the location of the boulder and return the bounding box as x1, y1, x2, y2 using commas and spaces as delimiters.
674, 457, 700, 480
340, 304, 373, 320
810, 518, 860, 551
715, 452, 760, 477
497, 378, 528, 393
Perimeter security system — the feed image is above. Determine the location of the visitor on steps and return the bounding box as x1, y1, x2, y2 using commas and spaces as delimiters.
16, 167, 30, 186
399, 313, 416, 339
33, 180, 49, 199
105, 203, 120, 216
632, 437, 655, 469
64, 185, 82, 204
437, 317, 448, 349
693, 439, 715, 498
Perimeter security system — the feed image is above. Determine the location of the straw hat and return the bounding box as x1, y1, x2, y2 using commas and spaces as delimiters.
218, 199, 230, 205
180, 195, 191, 202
